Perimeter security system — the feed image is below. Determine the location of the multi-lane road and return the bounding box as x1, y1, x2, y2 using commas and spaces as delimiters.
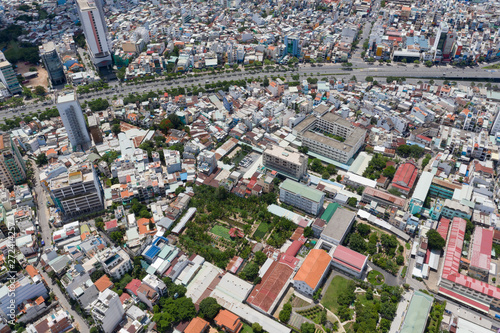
3, 61, 498, 122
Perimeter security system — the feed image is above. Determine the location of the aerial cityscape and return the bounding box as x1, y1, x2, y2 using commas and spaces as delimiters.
1, 0, 500, 332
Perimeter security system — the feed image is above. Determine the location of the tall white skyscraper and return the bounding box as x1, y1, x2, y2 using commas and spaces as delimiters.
56, 92, 91, 151
76, 0, 112, 67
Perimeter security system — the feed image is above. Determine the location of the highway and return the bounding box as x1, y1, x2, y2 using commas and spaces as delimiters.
3, 61, 498, 123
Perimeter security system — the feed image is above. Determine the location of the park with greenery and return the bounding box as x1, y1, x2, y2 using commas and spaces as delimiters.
344, 222, 405, 275
321, 276, 402, 333
178, 185, 296, 272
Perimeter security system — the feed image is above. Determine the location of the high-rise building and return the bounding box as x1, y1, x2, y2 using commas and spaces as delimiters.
56, 92, 91, 151
48, 166, 104, 218
76, 0, 112, 67
91, 289, 125, 333
39, 42, 66, 86
0, 60, 21, 95
0, 134, 26, 189
283, 35, 300, 58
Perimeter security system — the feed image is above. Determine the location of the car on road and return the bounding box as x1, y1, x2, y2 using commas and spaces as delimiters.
41, 240, 45, 246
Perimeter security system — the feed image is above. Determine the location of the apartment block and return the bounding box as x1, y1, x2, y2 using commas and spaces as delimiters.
57, 92, 91, 151
279, 179, 325, 216
0, 134, 26, 189
263, 144, 307, 180
48, 166, 104, 218
293, 113, 366, 164
0, 60, 21, 95
91, 289, 125, 333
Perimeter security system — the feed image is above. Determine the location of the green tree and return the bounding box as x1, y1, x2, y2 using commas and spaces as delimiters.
34, 85, 46, 96
426, 229, 446, 251
111, 123, 121, 135
301, 322, 316, 333
347, 197, 358, 208
251, 323, 263, 333
36, 153, 47, 166
254, 251, 267, 266
349, 233, 366, 253
279, 303, 292, 322
383, 165, 396, 178
357, 223, 371, 237
304, 226, 313, 238
365, 76, 373, 82
198, 297, 221, 319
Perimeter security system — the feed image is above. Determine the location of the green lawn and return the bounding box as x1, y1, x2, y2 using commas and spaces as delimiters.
401, 265, 408, 278
210, 225, 232, 241
483, 64, 500, 69
241, 324, 254, 333
321, 276, 351, 313
367, 270, 384, 286
254, 222, 271, 239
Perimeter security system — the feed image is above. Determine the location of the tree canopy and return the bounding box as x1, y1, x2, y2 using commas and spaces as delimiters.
198, 297, 221, 319
427, 229, 446, 251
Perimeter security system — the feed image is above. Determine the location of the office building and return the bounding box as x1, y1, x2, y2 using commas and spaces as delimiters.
0, 134, 26, 189
76, 0, 112, 67
263, 144, 307, 180
283, 35, 300, 57
49, 167, 104, 218
57, 92, 91, 151
39, 42, 66, 86
293, 113, 366, 164
0, 60, 21, 95
279, 179, 325, 216
91, 289, 125, 333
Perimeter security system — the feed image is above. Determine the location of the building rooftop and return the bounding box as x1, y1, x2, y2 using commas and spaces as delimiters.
400, 291, 433, 333
294, 249, 331, 289
331, 245, 367, 273
246, 258, 294, 313
280, 179, 324, 203
411, 171, 434, 202
57, 92, 77, 104
321, 207, 356, 242
470, 227, 493, 271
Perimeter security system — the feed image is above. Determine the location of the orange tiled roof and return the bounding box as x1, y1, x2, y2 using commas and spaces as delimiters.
26, 265, 39, 278
95, 274, 113, 292
214, 310, 241, 332
293, 249, 331, 289
184, 317, 209, 333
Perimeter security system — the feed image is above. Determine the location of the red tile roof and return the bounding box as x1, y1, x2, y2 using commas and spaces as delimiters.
441, 218, 500, 303
285, 241, 302, 257
126, 279, 142, 296
470, 227, 493, 271
391, 161, 418, 191
246, 258, 294, 313
331, 245, 367, 273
